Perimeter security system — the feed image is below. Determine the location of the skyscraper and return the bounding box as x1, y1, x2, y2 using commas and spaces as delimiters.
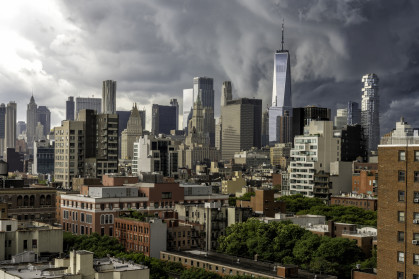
66, 96, 75, 120
221, 81, 232, 107
75, 97, 101, 117
193, 77, 214, 109
269, 22, 292, 145
0, 104, 6, 156
182, 88, 193, 130
5, 102, 17, 155
102, 80, 117, 114
170, 98, 179, 130
361, 73, 380, 153
347, 101, 361, 125
26, 95, 38, 147
121, 104, 143, 160
37, 106, 51, 137
221, 98, 262, 160
151, 104, 177, 135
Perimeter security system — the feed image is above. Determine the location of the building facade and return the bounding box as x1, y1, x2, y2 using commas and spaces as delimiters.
121, 104, 143, 160
361, 73, 379, 153
151, 104, 177, 135
102, 80, 117, 114
66, 96, 75, 121
75, 97, 101, 117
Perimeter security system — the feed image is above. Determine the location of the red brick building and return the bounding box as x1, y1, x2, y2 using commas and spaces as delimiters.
102, 174, 139, 186
330, 194, 377, 211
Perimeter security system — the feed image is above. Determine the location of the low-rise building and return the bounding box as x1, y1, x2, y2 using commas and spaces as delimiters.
236, 189, 285, 217
331, 194, 377, 211
0, 250, 150, 279
0, 219, 62, 261
221, 171, 246, 194
115, 217, 166, 258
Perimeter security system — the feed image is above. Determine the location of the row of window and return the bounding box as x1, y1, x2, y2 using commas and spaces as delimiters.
116, 222, 149, 233
398, 150, 419, 161
62, 210, 93, 224
398, 191, 419, 202
397, 170, 419, 182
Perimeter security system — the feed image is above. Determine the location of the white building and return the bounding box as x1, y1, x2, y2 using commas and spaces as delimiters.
361, 73, 379, 152
102, 80, 117, 114
289, 121, 340, 197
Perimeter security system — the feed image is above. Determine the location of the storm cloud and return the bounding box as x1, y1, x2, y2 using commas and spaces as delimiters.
1, 0, 419, 133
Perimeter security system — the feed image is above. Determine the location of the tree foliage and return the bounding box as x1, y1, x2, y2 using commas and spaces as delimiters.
218, 219, 365, 278
277, 194, 324, 213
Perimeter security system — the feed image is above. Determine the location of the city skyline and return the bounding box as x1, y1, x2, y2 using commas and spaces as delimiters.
0, 1, 418, 133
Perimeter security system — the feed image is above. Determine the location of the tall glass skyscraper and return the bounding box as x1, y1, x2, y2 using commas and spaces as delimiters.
268, 23, 292, 144
361, 73, 380, 153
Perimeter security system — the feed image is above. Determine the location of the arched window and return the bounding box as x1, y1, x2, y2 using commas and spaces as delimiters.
30, 195, 35, 207
23, 196, 29, 206
40, 195, 46, 205
46, 195, 52, 205
17, 196, 23, 207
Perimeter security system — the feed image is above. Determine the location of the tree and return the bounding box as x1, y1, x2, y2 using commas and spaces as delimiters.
277, 194, 324, 213
180, 268, 221, 279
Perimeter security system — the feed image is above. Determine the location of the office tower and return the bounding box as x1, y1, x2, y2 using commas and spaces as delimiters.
102, 80, 117, 114
151, 104, 177, 135
269, 22, 292, 145
37, 105, 51, 137
221, 98, 262, 160
26, 95, 38, 147
221, 81, 232, 107
334, 108, 348, 130
182, 88, 194, 130
33, 140, 54, 175
347, 101, 360, 125
16, 121, 26, 137
121, 104, 143, 160
289, 121, 340, 197
0, 104, 5, 156
170, 98, 179, 130
261, 110, 269, 147
376, 120, 419, 278
194, 77, 215, 146
75, 97, 101, 117
292, 106, 331, 138
132, 134, 178, 177
66, 96, 75, 120
361, 73, 380, 153
4, 102, 17, 156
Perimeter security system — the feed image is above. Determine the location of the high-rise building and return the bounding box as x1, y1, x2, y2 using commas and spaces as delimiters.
26, 95, 38, 147
121, 104, 143, 160
292, 106, 331, 138
182, 88, 194, 130
194, 77, 215, 146
16, 121, 26, 138
151, 104, 177, 135
170, 98, 179, 130
37, 105, 51, 137
347, 101, 360, 125
66, 96, 75, 121
376, 119, 419, 278
75, 97, 101, 117
33, 139, 54, 175
0, 104, 6, 156
361, 73, 380, 153
289, 121, 340, 197
269, 22, 292, 145
102, 80, 117, 114
4, 102, 17, 156
221, 98, 262, 160
334, 108, 348, 130
261, 110, 269, 147
221, 81, 232, 107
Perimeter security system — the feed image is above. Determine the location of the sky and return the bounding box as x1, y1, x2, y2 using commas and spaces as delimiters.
0, 0, 419, 133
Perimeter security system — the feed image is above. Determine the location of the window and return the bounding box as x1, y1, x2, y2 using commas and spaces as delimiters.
23, 240, 28, 250
416, 151, 419, 161
399, 151, 406, 161
398, 191, 405, 202
415, 172, 419, 182
415, 254, 419, 265
399, 171, 406, 182
32, 240, 37, 248
398, 211, 405, 222
398, 231, 405, 242
414, 233, 419, 241
398, 251, 404, 262
414, 274, 419, 279
397, 272, 404, 279
6, 225, 11, 231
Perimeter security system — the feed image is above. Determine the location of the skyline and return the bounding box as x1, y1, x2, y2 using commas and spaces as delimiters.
0, 1, 419, 133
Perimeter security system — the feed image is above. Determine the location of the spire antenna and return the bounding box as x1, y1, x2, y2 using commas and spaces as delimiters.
281, 18, 285, 51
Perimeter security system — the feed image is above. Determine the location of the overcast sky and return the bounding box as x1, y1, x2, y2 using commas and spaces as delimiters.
0, 0, 418, 133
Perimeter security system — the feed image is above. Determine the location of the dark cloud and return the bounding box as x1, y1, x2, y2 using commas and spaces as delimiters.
0, 0, 418, 133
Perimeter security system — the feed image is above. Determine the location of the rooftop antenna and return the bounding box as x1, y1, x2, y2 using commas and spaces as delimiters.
281, 18, 285, 51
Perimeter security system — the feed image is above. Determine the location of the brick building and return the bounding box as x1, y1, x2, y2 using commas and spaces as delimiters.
0, 187, 56, 223
330, 194, 377, 211
377, 142, 419, 278
102, 174, 139, 186
236, 189, 286, 217
352, 170, 377, 195
115, 217, 166, 258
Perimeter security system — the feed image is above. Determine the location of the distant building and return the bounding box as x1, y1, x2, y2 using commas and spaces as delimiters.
75, 97, 101, 116
33, 140, 54, 175
4, 102, 17, 156
37, 105, 51, 138
182, 88, 194, 130
66, 96, 75, 120
347, 101, 361, 125
121, 104, 143, 160
170, 98, 179, 130
151, 104, 177, 135
361, 73, 379, 153
331, 194, 377, 211
26, 96, 38, 147
102, 80, 117, 114
292, 106, 331, 139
